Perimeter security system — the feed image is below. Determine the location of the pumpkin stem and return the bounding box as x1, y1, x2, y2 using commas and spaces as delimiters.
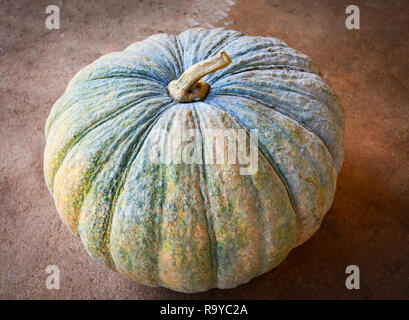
167, 51, 231, 103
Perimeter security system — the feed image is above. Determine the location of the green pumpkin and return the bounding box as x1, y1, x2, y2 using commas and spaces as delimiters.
44, 28, 344, 293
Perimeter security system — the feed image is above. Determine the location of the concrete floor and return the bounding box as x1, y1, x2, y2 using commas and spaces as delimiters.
1, 0, 408, 299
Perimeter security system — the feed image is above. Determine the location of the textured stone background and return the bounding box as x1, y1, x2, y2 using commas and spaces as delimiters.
1, 0, 408, 299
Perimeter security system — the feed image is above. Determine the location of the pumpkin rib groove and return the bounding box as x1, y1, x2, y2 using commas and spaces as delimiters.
92, 52, 170, 85
47, 80, 165, 137
196, 101, 297, 288
169, 34, 184, 77
165, 34, 185, 77
192, 104, 218, 288
153, 106, 186, 289
242, 171, 267, 277
46, 84, 161, 136
49, 99, 156, 229
182, 29, 212, 69
54, 99, 172, 240
194, 28, 235, 61
206, 100, 301, 236
142, 37, 183, 79
193, 102, 249, 288
67, 54, 170, 88
216, 79, 340, 124
209, 96, 336, 242
224, 69, 344, 121
48, 96, 165, 191
207, 45, 319, 83
76, 67, 167, 87
211, 92, 338, 170
47, 88, 164, 143
79, 74, 166, 88
196, 29, 245, 62
210, 65, 319, 84
196, 100, 275, 278
228, 71, 344, 126
178, 28, 207, 68
215, 76, 343, 128
210, 95, 335, 191
214, 86, 339, 137
137, 105, 216, 291
208, 47, 320, 83
154, 161, 167, 288
48, 99, 138, 191
126, 34, 182, 75
209, 37, 289, 61
214, 93, 335, 165
75, 101, 173, 262
45, 79, 146, 137
77, 132, 144, 264
174, 34, 185, 76
67, 56, 169, 88
107, 102, 177, 271
125, 42, 176, 80
199, 28, 245, 59
143, 39, 181, 78
108, 105, 183, 288
129, 123, 171, 287
71, 118, 145, 237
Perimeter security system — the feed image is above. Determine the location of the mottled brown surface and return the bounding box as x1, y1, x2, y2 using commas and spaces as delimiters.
0, 0, 408, 299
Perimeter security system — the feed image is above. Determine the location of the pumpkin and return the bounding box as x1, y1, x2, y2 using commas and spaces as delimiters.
44, 28, 344, 293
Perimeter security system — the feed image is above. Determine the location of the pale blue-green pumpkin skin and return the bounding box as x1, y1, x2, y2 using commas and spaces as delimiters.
44, 28, 344, 293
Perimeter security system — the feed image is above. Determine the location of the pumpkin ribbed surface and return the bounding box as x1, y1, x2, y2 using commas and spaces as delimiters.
44, 28, 344, 293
